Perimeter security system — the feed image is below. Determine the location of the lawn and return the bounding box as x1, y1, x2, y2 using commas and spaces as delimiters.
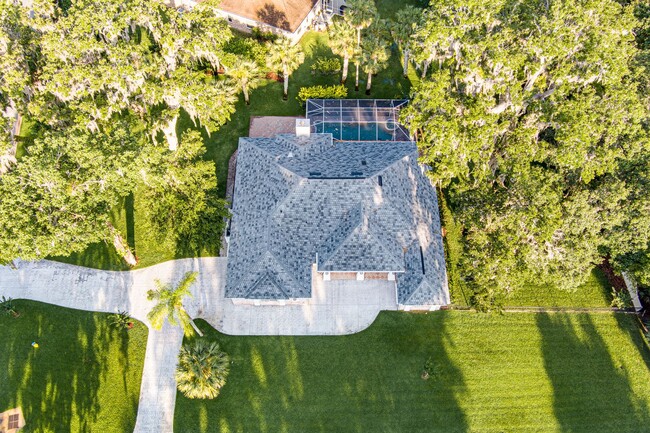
176, 311, 650, 433
0, 300, 148, 433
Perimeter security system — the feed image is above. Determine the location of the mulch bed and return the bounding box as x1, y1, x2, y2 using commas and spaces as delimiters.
266, 71, 283, 82
597, 257, 627, 292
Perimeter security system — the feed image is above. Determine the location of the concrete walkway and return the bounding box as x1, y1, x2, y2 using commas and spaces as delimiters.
0, 258, 396, 432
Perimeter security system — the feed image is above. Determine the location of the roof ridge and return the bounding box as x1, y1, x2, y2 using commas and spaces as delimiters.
317, 203, 364, 267
372, 144, 418, 178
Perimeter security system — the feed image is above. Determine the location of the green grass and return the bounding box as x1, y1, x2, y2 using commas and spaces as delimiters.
175, 311, 650, 432
0, 300, 148, 433
375, 0, 428, 18
506, 268, 614, 308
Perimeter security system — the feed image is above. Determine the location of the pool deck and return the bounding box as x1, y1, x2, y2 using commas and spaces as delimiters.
249, 116, 304, 138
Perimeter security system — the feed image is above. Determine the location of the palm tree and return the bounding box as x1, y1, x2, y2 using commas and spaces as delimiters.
361, 39, 390, 95
176, 339, 230, 399
267, 37, 305, 100
343, 0, 376, 91
392, 6, 422, 77
147, 271, 203, 337
328, 19, 357, 84
226, 58, 261, 105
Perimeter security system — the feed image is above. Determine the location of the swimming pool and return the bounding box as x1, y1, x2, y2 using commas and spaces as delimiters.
306, 99, 411, 142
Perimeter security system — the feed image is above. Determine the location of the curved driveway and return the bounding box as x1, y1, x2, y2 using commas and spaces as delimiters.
0, 258, 396, 432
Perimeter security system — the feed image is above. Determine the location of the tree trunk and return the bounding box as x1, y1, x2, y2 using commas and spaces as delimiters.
163, 114, 179, 151
365, 71, 372, 95
403, 50, 410, 77
0, 109, 20, 175
108, 222, 137, 266
422, 59, 430, 78
189, 319, 204, 337
341, 56, 349, 84
283, 66, 289, 100
355, 63, 360, 91
242, 81, 249, 105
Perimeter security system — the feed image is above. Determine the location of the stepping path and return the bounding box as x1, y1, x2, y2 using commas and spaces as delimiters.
0, 258, 396, 432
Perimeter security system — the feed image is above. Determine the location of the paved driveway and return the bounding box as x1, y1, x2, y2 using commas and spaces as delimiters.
0, 258, 397, 432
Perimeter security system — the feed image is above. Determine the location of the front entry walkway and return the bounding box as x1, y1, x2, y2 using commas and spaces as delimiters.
0, 258, 397, 432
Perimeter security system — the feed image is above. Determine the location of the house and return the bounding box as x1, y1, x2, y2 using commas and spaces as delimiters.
175, 0, 347, 43
224, 102, 449, 310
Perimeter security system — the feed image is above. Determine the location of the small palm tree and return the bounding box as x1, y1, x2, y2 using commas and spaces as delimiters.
267, 37, 305, 100
361, 39, 390, 94
392, 6, 422, 77
328, 19, 357, 84
147, 271, 203, 337
226, 58, 261, 105
176, 339, 230, 399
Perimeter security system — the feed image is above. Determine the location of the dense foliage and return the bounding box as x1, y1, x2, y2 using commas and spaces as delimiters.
0, 0, 237, 265
404, 0, 650, 305
176, 339, 230, 400
297, 84, 348, 104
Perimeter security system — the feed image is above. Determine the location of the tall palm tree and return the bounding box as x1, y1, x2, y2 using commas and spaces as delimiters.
176, 339, 230, 399
147, 271, 203, 337
392, 6, 422, 77
361, 39, 390, 95
266, 37, 305, 100
226, 58, 261, 105
328, 19, 357, 84
343, 0, 376, 91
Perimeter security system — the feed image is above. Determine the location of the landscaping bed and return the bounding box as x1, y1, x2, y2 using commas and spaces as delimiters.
0, 300, 148, 433
175, 310, 650, 432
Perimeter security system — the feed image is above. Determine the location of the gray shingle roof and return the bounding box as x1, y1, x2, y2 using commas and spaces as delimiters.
225, 134, 449, 305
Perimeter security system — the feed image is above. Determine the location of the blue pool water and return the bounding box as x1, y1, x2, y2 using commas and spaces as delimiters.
317, 122, 401, 141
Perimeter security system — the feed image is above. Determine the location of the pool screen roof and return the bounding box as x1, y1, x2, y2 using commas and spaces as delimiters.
306, 99, 410, 142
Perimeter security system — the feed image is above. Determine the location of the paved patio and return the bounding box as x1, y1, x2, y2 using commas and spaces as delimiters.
0, 258, 397, 432
248, 116, 303, 138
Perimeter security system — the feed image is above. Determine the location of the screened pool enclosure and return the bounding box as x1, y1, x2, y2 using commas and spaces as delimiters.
306, 99, 411, 141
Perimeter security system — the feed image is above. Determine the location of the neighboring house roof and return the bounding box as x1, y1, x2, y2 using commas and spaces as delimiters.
217, 0, 318, 32
225, 133, 449, 305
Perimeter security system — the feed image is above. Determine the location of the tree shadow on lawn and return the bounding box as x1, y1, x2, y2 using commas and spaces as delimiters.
174, 313, 468, 432
0, 300, 141, 433
537, 313, 650, 432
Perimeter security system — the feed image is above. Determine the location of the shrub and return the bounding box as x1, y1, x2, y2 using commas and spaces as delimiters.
0, 296, 18, 317
251, 27, 278, 42
610, 288, 632, 309
223, 37, 269, 68
311, 57, 342, 75
176, 340, 230, 399
109, 310, 133, 329
297, 84, 347, 104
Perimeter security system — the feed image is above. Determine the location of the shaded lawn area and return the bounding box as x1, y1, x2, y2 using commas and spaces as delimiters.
52, 30, 414, 270
0, 300, 148, 433
505, 268, 614, 308
176, 311, 650, 433
439, 190, 613, 309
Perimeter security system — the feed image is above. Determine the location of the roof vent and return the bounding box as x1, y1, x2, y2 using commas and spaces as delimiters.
309, 171, 322, 177
361, 160, 367, 166
296, 118, 311, 137
350, 171, 363, 176
378, 175, 383, 187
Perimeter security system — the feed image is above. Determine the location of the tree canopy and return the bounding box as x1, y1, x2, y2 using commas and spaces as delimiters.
0, 0, 236, 265
404, 0, 650, 303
